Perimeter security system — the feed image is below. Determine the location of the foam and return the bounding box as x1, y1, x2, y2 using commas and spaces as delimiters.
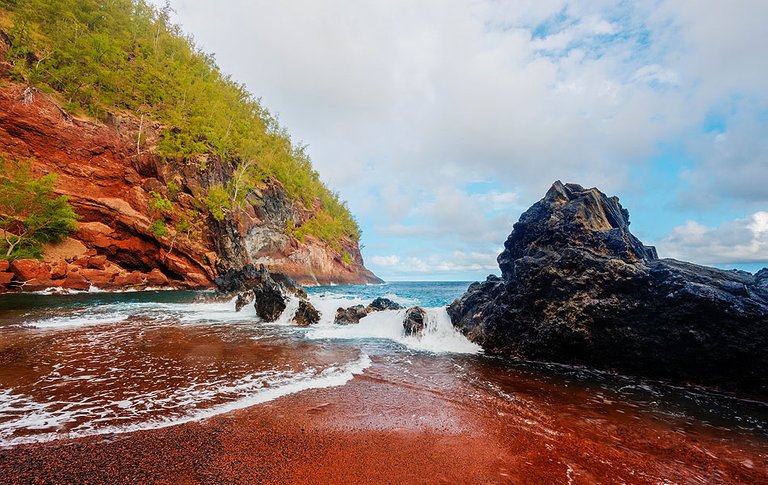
0, 353, 371, 448
305, 296, 481, 355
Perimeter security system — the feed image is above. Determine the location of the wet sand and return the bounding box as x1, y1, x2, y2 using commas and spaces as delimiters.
1, 356, 766, 484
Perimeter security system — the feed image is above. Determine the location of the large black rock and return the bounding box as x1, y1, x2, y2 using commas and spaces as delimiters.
252, 275, 287, 322
448, 181, 768, 395
216, 264, 288, 322
403, 307, 427, 337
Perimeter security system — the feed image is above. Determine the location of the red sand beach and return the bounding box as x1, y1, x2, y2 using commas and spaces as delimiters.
1, 354, 766, 484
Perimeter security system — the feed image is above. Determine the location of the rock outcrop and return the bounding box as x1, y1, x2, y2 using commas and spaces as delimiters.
222, 264, 287, 322
334, 305, 371, 325
0, 70, 381, 292
292, 300, 320, 327
0, 251, 174, 292
333, 297, 403, 325
224, 264, 323, 326
448, 181, 768, 395
403, 307, 427, 337
369, 297, 402, 311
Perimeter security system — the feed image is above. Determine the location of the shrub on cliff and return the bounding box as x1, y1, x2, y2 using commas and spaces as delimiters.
0, 158, 80, 260
1, 0, 360, 249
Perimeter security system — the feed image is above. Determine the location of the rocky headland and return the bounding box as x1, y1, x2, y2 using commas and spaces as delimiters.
0, 73, 380, 292
448, 181, 768, 395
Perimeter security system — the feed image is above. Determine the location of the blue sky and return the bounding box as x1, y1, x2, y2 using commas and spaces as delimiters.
154, 0, 768, 281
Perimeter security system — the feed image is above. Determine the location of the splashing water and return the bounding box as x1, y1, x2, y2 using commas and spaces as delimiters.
0, 283, 479, 446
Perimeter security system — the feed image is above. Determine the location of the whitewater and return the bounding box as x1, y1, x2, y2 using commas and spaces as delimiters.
0, 282, 479, 447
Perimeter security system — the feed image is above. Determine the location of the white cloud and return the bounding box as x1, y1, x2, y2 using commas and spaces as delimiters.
679, 106, 768, 206
659, 212, 768, 265
153, 0, 768, 276
376, 187, 521, 244
369, 250, 501, 275
370, 255, 401, 267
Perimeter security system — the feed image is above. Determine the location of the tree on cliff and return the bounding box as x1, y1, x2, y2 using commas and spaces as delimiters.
0, 158, 80, 260
1, 0, 361, 252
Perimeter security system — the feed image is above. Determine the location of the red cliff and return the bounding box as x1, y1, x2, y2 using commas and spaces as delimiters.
0, 76, 381, 291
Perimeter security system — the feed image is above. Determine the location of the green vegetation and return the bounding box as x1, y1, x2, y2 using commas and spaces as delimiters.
148, 218, 168, 238
148, 191, 173, 214
1, 0, 361, 248
146, 190, 172, 238
0, 157, 79, 260
204, 184, 231, 222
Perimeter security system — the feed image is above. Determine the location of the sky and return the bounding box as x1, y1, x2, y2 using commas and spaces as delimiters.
151, 0, 768, 281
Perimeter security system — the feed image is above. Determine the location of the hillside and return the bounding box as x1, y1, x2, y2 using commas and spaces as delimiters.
0, 0, 381, 289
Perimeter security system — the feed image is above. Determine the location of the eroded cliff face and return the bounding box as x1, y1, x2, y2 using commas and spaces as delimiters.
448, 181, 768, 395
0, 74, 380, 290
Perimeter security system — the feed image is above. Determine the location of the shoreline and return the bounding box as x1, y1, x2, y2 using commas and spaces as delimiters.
1, 356, 765, 484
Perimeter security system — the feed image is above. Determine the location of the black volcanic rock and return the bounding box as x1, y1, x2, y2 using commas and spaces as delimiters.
334, 305, 371, 325
368, 297, 402, 311
292, 300, 320, 326
234, 291, 254, 312
448, 181, 768, 395
252, 275, 287, 322
218, 264, 288, 322
403, 307, 427, 337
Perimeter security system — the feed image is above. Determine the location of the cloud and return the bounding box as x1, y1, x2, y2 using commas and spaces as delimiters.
659, 212, 768, 265
369, 250, 501, 276
154, 0, 768, 278
678, 106, 768, 207
375, 186, 521, 246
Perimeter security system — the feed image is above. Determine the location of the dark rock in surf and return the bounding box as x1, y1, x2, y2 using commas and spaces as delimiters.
253, 275, 287, 322
234, 291, 254, 312
216, 264, 289, 322
368, 297, 402, 311
334, 305, 371, 325
448, 181, 768, 395
403, 306, 427, 337
293, 300, 321, 327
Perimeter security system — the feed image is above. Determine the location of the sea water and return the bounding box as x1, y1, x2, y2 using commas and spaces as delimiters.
0, 282, 476, 446
0, 282, 766, 452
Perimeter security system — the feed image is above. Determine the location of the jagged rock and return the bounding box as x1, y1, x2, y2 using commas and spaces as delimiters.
368, 297, 402, 311
87, 255, 108, 270
334, 305, 371, 325
448, 181, 768, 395
757, 268, 768, 291
234, 291, 254, 312
214, 264, 270, 293
217, 264, 299, 322
23, 278, 58, 291
112, 271, 145, 287
49, 261, 68, 280
253, 277, 286, 323
271, 272, 308, 300
403, 307, 427, 337
292, 300, 320, 327
61, 273, 91, 291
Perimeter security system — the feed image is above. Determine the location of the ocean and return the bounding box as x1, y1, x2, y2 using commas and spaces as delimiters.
0, 281, 766, 465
